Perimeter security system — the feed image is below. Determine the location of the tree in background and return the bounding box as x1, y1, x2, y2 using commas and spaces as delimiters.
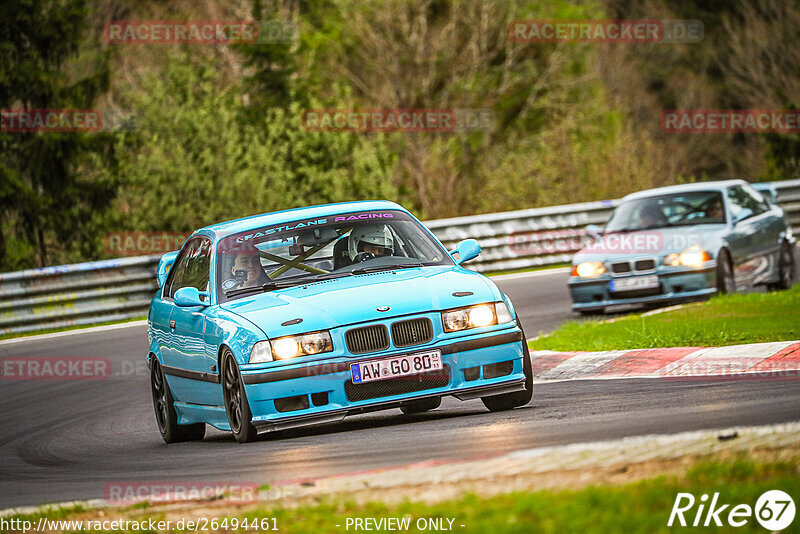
603, 0, 800, 183
105, 54, 396, 234
2, 0, 798, 269
285, 0, 666, 218
0, 0, 116, 270
718, 0, 800, 179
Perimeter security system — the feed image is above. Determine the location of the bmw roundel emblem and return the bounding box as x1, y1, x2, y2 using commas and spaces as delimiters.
376, 306, 390, 312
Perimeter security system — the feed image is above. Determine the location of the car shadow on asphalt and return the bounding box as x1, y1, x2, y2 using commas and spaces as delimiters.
201, 404, 537, 444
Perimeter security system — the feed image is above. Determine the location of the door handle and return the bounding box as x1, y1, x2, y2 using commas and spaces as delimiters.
169, 320, 176, 329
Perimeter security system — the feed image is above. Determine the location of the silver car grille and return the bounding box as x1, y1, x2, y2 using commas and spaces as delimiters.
611, 258, 656, 275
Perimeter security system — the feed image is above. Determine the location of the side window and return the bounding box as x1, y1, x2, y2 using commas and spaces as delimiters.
183, 239, 212, 292
165, 238, 210, 299
165, 240, 196, 299
727, 186, 767, 221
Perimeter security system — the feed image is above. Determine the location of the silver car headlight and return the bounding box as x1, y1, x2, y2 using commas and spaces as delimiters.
664, 246, 711, 268
441, 302, 513, 333
573, 261, 606, 277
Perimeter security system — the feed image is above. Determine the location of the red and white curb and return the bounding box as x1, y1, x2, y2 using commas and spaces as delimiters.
530, 341, 800, 382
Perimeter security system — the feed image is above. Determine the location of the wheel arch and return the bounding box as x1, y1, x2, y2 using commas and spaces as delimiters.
147, 344, 164, 369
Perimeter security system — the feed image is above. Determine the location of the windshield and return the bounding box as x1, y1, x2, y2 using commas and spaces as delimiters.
216, 209, 452, 301
605, 191, 726, 233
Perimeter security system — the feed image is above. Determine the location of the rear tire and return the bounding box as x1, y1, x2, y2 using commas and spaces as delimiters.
716, 249, 735, 294
150, 357, 205, 443
222, 349, 259, 443
768, 243, 795, 291
481, 327, 533, 412
400, 397, 441, 414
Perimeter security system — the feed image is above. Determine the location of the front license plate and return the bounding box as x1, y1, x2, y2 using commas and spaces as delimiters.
610, 275, 659, 292
351, 350, 443, 384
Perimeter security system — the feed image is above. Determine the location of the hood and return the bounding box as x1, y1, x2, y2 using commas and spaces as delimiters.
220, 266, 500, 338
574, 225, 727, 263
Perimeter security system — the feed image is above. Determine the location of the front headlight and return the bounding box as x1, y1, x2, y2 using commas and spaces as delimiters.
664, 246, 711, 268
441, 302, 513, 333
270, 331, 333, 360
572, 262, 606, 278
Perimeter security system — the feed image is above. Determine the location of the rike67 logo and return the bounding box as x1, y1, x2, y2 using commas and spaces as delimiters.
669, 490, 795, 530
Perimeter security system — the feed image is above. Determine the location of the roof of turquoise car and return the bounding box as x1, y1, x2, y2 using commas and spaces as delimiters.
197, 200, 407, 239
623, 179, 747, 201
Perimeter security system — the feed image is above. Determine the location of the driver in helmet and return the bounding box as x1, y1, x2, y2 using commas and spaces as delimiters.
348, 224, 394, 262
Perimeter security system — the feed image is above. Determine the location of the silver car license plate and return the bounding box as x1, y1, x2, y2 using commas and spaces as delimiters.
610, 275, 659, 292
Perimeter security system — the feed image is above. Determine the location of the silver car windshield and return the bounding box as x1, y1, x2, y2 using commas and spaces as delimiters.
216, 209, 452, 301
605, 191, 726, 233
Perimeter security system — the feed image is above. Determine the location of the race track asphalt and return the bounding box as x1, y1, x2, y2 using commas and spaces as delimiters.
0, 267, 797, 509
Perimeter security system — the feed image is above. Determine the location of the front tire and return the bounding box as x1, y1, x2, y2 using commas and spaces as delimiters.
222, 349, 258, 443
150, 357, 205, 443
481, 327, 533, 412
716, 249, 735, 294
768, 243, 795, 291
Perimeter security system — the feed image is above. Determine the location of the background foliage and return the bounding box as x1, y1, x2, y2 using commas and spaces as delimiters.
1, 0, 798, 269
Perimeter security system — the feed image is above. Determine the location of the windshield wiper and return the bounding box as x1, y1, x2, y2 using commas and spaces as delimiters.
351, 262, 425, 275
313, 272, 354, 281
224, 280, 287, 298
224, 274, 317, 298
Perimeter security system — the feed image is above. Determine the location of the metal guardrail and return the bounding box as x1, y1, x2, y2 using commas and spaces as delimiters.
1, 180, 798, 335
0, 256, 160, 335
426, 198, 619, 273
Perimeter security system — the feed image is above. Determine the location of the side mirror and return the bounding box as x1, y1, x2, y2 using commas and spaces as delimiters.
451, 239, 481, 265
156, 251, 179, 288
174, 287, 209, 307
585, 224, 604, 239
733, 208, 753, 225
751, 184, 778, 205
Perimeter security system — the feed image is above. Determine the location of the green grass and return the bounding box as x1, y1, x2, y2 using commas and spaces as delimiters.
248, 459, 799, 533
8, 457, 796, 533
0, 316, 147, 341
532, 285, 800, 352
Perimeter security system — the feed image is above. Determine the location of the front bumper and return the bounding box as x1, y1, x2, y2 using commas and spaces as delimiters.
568, 265, 717, 312
240, 327, 526, 433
